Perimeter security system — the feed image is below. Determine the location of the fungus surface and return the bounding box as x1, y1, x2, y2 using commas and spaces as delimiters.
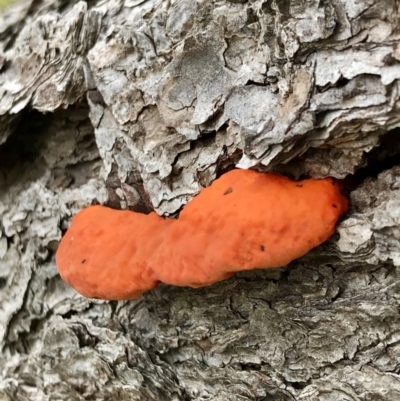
56, 169, 348, 300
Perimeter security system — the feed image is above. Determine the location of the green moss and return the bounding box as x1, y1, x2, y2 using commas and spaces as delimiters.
0, 0, 19, 13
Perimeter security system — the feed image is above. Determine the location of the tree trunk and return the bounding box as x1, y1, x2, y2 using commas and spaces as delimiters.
1, 0, 400, 400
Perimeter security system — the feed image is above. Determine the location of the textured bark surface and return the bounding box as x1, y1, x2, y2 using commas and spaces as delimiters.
1, 0, 400, 400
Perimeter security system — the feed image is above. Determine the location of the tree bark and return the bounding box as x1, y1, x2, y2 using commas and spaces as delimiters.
1, 0, 400, 400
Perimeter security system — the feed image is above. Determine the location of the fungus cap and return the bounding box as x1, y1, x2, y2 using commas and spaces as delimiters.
56, 206, 169, 300
151, 170, 348, 286
56, 169, 348, 300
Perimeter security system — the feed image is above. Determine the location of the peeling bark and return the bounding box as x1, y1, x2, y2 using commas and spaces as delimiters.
2, 0, 400, 400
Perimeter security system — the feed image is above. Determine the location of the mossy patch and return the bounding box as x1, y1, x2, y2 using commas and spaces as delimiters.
0, 0, 19, 13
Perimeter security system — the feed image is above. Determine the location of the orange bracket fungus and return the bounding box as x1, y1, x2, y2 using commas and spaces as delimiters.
56, 169, 348, 300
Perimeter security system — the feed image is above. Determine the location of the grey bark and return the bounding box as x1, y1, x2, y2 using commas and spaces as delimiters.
1, 0, 400, 400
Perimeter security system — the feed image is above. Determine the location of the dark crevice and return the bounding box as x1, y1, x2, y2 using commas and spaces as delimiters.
0, 276, 7, 289
58, 0, 79, 14
239, 362, 262, 371
245, 79, 268, 87
69, 322, 100, 348
105, 159, 155, 214
275, 127, 400, 194
336, 76, 351, 88
2, 29, 19, 52
215, 148, 243, 178
330, 284, 344, 303
347, 128, 400, 189
364, 128, 400, 167
316, 76, 350, 93
60, 308, 80, 319
352, 151, 400, 184
199, 117, 227, 136
26, 0, 45, 15
290, 381, 309, 390
196, 129, 218, 145
87, 88, 106, 106
262, 0, 275, 15
0, 108, 51, 190
0, 59, 12, 74
0, 102, 99, 194
246, 7, 259, 24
